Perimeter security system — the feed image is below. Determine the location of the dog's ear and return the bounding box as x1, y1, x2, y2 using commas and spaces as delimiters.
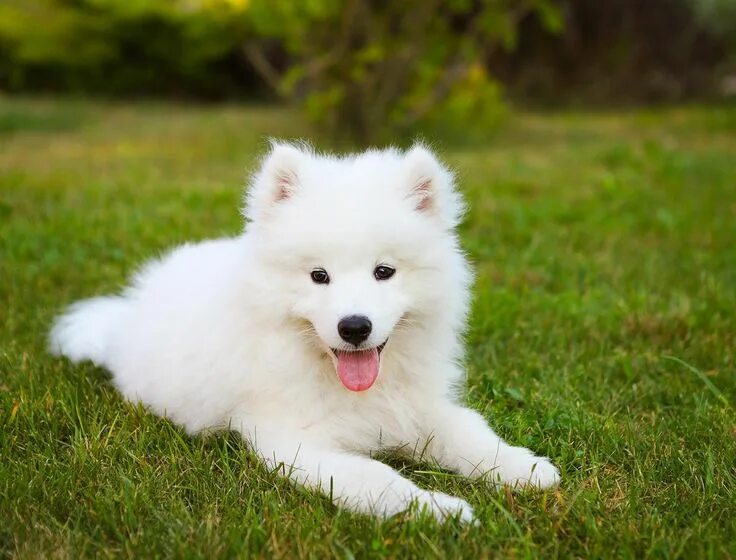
244, 141, 306, 221
404, 144, 464, 227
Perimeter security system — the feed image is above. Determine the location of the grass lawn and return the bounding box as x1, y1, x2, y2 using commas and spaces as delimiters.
1, 97, 735, 558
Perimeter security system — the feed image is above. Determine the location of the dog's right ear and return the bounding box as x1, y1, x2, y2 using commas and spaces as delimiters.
243, 141, 305, 222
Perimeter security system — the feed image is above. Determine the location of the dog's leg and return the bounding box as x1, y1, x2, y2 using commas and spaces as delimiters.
418, 403, 560, 489
250, 429, 475, 522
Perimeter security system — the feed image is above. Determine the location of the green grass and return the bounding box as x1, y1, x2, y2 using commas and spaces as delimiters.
1, 96, 735, 558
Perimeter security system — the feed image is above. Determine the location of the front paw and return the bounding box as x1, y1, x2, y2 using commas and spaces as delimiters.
415, 491, 476, 524
490, 446, 560, 490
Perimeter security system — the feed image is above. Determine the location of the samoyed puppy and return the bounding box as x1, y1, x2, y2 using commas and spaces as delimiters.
50, 142, 559, 522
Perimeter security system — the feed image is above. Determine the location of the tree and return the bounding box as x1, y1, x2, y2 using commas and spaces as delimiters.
244, 0, 562, 143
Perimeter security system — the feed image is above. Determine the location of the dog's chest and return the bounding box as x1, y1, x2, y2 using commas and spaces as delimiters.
300, 383, 425, 452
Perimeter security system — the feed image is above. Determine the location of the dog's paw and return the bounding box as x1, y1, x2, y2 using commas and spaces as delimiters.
416, 491, 476, 524
491, 446, 560, 490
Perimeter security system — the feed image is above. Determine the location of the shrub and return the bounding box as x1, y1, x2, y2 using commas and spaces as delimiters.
245, 0, 563, 142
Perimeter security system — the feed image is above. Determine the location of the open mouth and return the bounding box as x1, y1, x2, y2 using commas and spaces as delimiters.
328, 341, 387, 392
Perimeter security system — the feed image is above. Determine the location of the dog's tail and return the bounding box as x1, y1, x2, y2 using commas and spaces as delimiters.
49, 296, 128, 366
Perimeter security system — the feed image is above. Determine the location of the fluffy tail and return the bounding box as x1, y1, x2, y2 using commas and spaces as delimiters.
49, 296, 128, 366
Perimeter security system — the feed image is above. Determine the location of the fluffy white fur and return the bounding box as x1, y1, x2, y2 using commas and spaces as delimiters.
50, 142, 559, 522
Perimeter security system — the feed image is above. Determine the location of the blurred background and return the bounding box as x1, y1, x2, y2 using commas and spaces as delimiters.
1, 0, 735, 143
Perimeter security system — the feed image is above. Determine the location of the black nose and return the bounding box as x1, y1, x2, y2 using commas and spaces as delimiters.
338, 315, 372, 346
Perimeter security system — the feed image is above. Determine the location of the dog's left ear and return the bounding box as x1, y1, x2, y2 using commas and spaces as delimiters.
243, 141, 306, 222
404, 144, 464, 228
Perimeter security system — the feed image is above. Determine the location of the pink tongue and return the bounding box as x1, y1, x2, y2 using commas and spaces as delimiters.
335, 348, 379, 391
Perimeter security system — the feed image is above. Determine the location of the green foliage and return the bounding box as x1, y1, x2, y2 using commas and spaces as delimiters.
245, 0, 562, 142
1, 98, 735, 557
0, 0, 252, 96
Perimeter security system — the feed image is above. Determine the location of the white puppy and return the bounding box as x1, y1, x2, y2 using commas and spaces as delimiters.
50, 142, 559, 522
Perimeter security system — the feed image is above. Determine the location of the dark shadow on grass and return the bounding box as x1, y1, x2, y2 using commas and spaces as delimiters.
0, 104, 91, 135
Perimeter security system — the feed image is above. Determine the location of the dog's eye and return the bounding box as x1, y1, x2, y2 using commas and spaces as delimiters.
373, 265, 395, 281
310, 268, 330, 285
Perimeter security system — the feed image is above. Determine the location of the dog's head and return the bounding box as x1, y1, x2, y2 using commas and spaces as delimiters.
244, 142, 470, 391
